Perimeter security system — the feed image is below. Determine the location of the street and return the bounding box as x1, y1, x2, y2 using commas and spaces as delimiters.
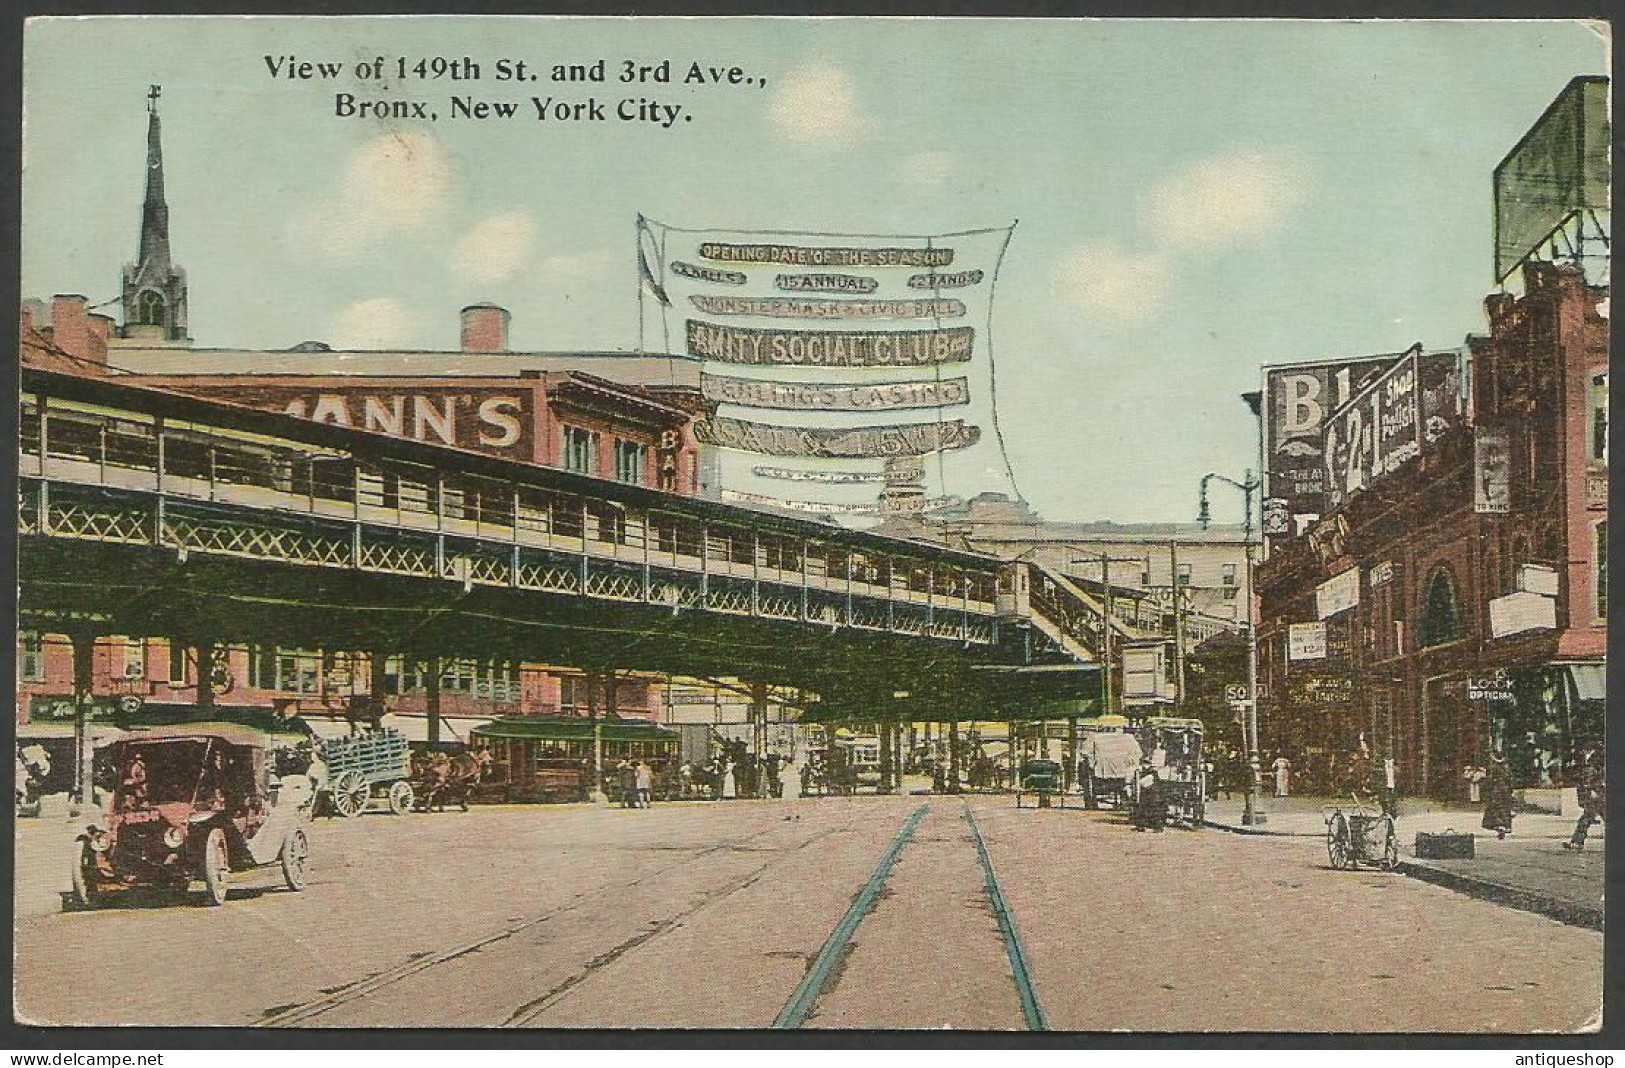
14, 796, 1602, 1032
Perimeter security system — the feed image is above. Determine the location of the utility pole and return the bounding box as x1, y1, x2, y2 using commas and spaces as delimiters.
1199, 468, 1264, 826
1169, 540, 1187, 708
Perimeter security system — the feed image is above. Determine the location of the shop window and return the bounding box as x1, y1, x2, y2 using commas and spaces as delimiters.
18, 631, 46, 683
168, 642, 189, 685
1420, 567, 1462, 648
1591, 373, 1608, 464
614, 439, 647, 485
1597, 521, 1608, 621
120, 638, 146, 681
564, 427, 598, 476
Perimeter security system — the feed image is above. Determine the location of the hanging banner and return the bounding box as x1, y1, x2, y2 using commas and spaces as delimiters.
671, 260, 747, 286
686, 320, 975, 367
694, 416, 981, 457
776, 273, 879, 294
908, 269, 985, 289
1474, 424, 1512, 513
702, 372, 969, 411
699, 242, 954, 268
689, 295, 965, 320
722, 489, 962, 515
752, 466, 888, 484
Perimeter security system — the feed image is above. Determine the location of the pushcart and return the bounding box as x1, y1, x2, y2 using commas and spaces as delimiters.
1324, 793, 1399, 870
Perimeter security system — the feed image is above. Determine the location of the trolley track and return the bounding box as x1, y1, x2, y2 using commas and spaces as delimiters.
257, 812, 835, 1028
773, 800, 1048, 1031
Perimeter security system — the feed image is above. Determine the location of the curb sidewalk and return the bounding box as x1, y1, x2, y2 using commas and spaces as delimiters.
1203, 809, 1604, 931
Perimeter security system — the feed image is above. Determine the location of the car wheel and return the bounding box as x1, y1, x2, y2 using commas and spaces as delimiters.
280, 827, 309, 891
71, 841, 102, 909
388, 780, 414, 816
202, 827, 230, 906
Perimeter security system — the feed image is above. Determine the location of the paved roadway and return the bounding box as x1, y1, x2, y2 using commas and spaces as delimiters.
14, 796, 1602, 1032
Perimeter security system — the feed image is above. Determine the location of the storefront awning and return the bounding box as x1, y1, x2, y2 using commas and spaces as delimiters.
384, 714, 492, 745
1564, 663, 1606, 702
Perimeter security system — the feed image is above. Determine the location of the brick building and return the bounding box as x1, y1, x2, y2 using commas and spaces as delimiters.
17, 92, 714, 744
1255, 262, 1607, 798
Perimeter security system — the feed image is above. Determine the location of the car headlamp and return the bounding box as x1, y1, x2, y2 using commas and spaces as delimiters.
163, 826, 185, 849
88, 829, 110, 852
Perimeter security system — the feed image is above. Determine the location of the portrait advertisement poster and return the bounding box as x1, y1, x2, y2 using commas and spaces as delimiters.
10, 13, 1611, 1045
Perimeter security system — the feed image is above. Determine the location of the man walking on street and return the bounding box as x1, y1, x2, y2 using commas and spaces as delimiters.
1564, 745, 1604, 851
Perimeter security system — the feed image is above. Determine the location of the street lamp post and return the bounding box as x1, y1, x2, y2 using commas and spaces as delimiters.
1199, 470, 1263, 827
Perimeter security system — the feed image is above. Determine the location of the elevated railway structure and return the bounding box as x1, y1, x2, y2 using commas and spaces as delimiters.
19, 367, 1112, 726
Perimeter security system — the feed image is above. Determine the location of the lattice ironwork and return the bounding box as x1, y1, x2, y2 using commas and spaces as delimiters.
166, 514, 349, 567
516, 559, 580, 594
18, 487, 40, 535
706, 583, 753, 615
586, 568, 644, 602
357, 539, 436, 577
47, 499, 154, 545
849, 601, 889, 630
931, 618, 967, 641
965, 618, 995, 645
758, 593, 800, 620
650, 577, 704, 609
464, 553, 512, 587
890, 609, 927, 636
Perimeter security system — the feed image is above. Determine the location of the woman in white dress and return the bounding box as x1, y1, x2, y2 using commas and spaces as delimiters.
780, 761, 803, 802
721, 761, 738, 800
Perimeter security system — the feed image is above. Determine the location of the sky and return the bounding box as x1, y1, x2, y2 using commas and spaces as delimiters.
21, 17, 1609, 526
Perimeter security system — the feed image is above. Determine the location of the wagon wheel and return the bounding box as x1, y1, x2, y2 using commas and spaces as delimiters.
332, 770, 369, 818
280, 827, 310, 891
1326, 811, 1351, 870
1378, 814, 1400, 870
202, 826, 231, 906
388, 780, 415, 816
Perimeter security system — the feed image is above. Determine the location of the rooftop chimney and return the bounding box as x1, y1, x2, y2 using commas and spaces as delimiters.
50, 294, 108, 369
460, 303, 510, 353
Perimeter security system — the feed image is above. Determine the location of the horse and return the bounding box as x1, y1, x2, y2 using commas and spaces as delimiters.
416, 749, 491, 812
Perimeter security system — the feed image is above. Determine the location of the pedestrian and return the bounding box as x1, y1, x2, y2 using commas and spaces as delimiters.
617, 759, 636, 808
781, 761, 803, 806
1462, 764, 1486, 804
1132, 757, 1166, 832
678, 762, 694, 800
721, 760, 738, 800
1271, 752, 1291, 798
635, 760, 653, 809
1481, 751, 1515, 839
1564, 745, 1604, 852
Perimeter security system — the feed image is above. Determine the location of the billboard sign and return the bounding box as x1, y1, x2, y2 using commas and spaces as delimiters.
1262, 355, 1395, 533
1288, 622, 1328, 661
699, 242, 954, 268
174, 383, 535, 459
1494, 76, 1610, 282
1315, 567, 1361, 620
689, 295, 965, 320
1325, 347, 1466, 509
1474, 424, 1512, 513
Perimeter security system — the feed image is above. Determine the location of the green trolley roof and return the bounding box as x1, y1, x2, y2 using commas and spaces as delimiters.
472, 715, 679, 744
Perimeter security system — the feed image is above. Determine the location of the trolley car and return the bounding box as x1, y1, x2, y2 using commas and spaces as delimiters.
472, 715, 680, 803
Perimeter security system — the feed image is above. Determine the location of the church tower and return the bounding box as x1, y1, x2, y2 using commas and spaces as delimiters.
120, 85, 188, 341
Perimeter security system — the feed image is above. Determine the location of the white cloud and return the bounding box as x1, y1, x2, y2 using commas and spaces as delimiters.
291, 131, 455, 264
1050, 243, 1171, 324
899, 150, 955, 191
1138, 148, 1307, 249
768, 64, 869, 148
328, 298, 422, 349
448, 211, 536, 284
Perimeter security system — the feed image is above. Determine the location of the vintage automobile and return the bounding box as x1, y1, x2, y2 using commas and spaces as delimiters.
71, 723, 314, 908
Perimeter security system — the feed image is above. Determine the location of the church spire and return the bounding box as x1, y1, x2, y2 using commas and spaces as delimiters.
121, 85, 188, 342
138, 84, 169, 269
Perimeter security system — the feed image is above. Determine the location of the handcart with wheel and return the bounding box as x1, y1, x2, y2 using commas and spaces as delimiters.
316, 728, 414, 817
1324, 793, 1399, 870
1016, 758, 1065, 809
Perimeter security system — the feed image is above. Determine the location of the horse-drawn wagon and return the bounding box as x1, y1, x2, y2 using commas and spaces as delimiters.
315, 727, 413, 817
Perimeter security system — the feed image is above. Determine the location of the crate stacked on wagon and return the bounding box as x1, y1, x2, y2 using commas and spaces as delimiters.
317, 728, 414, 817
